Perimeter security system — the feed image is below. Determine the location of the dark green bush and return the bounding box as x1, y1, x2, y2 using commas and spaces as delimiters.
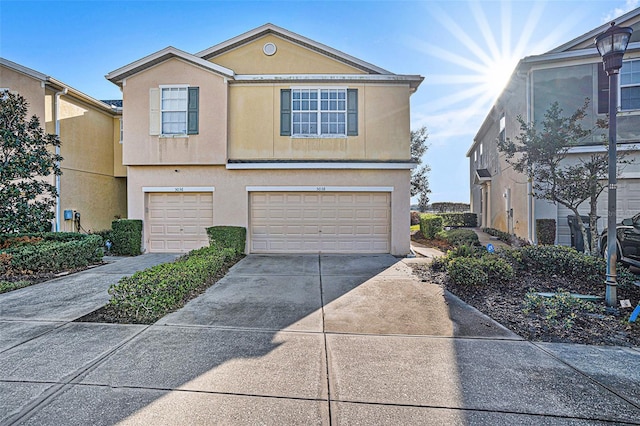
522, 290, 602, 329
111, 220, 142, 256
206, 226, 246, 254
437, 212, 478, 228
482, 227, 530, 247
108, 245, 239, 323
447, 257, 488, 286
438, 228, 480, 247
3, 235, 103, 274
420, 214, 443, 239
536, 219, 556, 245
93, 229, 113, 246
480, 255, 515, 284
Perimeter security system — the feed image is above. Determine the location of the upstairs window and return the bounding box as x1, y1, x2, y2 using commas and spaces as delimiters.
620, 59, 640, 111
149, 86, 199, 136
281, 88, 358, 137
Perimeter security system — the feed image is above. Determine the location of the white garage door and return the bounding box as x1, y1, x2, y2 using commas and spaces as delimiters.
147, 192, 213, 253
250, 192, 390, 253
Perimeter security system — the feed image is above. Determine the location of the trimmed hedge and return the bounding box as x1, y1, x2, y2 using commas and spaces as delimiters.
107, 245, 239, 323
1, 234, 103, 275
206, 226, 246, 254
437, 228, 480, 247
111, 220, 142, 256
536, 219, 556, 245
420, 214, 443, 239
437, 212, 478, 228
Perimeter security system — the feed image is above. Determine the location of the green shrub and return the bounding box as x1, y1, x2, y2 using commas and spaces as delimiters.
447, 257, 488, 286
480, 255, 515, 284
3, 235, 103, 274
420, 214, 443, 239
438, 228, 480, 247
206, 226, 246, 254
536, 219, 556, 245
111, 220, 142, 256
494, 247, 526, 271
522, 290, 602, 329
0, 280, 31, 294
107, 245, 238, 323
437, 212, 478, 228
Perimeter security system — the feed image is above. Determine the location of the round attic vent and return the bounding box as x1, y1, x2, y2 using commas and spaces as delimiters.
263, 42, 277, 56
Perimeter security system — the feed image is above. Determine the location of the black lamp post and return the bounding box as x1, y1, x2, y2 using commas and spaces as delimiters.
595, 22, 633, 307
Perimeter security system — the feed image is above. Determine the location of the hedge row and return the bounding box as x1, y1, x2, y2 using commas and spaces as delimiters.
0, 234, 103, 275
437, 212, 478, 228
206, 226, 246, 254
419, 214, 443, 239
107, 245, 239, 323
110, 220, 143, 256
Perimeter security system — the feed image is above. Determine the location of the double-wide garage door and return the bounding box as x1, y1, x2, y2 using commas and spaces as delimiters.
250, 192, 390, 253
147, 192, 213, 253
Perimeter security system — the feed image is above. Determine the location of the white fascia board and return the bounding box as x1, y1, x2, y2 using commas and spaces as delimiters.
0, 57, 48, 81
195, 23, 391, 75
522, 42, 640, 66
106, 47, 234, 84
246, 186, 394, 192
226, 162, 416, 170
142, 186, 215, 192
234, 74, 423, 84
567, 144, 639, 154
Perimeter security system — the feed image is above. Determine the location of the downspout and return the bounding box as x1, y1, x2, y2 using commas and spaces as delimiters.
525, 68, 534, 243
54, 87, 67, 232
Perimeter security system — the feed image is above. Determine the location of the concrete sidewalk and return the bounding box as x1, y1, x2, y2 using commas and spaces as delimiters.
1, 254, 639, 425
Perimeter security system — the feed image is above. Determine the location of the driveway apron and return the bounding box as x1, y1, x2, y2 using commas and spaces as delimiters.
1, 254, 639, 425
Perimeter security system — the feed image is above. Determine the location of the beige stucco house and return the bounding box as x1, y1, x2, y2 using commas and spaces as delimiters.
468, 9, 640, 246
106, 23, 423, 254
0, 58, 127, 232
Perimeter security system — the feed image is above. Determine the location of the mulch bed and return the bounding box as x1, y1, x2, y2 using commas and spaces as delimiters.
410, 234, 640, 347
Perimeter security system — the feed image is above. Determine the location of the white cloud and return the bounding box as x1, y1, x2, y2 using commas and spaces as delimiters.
603, 0, 639, 22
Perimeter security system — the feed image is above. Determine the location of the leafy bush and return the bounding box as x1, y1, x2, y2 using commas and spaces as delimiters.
523, 290, 602, 329
93, 229, 113, 246
410, 211, 421, 226
483, 227, 530, 247
536, 219, 556, 245
206, 226, 246, 254
0, 280, 30, 294
437, 228, 480, 247
437, 212, 478, 228
111, 220, 142, 256
2, 234, 103, 275
480, 255, 515, 284
420, 214, 443, 239
447, 257, 488, 286
107, 245, 239, 323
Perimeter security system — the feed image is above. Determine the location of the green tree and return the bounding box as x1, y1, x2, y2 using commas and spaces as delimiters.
497, 100, 612, 255
0, 91, 62, 233
410, 126, 431, 211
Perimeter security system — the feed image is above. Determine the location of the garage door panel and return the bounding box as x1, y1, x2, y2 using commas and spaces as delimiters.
147, 192, 212, 253
250, 192, 389, 253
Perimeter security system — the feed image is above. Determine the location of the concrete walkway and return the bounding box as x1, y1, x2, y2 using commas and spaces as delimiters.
1, 254, 639, 425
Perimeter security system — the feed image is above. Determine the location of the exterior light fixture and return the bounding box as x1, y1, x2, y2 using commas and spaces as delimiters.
594, 22, 633, 307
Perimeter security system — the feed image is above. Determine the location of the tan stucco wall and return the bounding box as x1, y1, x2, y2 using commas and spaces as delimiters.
113, 116, 126, 177
210, 34, 365, 75
127, 166, 411, 255
229, 83, 411, 161
122, 58, 228, 165
0, 65, 45, 121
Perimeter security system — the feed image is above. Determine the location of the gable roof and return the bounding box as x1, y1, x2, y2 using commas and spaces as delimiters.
195, 23, 391, 75
105, 46, 235, 86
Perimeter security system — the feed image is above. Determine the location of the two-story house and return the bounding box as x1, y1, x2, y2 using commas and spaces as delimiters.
106, 24, 423, 255
0, 58, 127, 232
468, 9, 640, 246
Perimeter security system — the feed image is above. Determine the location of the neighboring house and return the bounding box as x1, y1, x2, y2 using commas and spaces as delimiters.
0, 58, 127, 232
468, 9, 640, 246
106, 23, 423, 254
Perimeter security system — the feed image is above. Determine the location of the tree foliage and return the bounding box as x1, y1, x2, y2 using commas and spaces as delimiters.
410, 126, 431, 211
0, 91, 62, 233
497, 99, 616, 255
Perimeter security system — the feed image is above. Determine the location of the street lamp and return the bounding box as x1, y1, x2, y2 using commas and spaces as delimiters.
595, 22, 633, 307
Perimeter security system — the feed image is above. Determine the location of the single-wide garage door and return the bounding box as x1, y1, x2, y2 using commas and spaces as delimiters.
147, 192, 213, 253
250, 192, 390, 253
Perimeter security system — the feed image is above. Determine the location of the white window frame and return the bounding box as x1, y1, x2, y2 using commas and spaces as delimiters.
620, 59, 640, 111
160, 84, 189, 135
119, 117, 123, 144
291, 87, 347, 137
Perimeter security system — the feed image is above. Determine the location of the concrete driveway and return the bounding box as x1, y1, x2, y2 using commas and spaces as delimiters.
1, 254, 639, 425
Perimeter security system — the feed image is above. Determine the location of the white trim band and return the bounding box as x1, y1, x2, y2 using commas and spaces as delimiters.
246, 186, 393, 192
142, 186, 215, 192
227, 162, 416, 170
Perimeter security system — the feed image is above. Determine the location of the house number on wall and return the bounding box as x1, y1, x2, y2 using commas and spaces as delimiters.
174, 187, 184, 192
316, 186, 326, 191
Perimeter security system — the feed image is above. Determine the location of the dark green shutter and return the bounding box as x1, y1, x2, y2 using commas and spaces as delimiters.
347, 89, 358, 136
187, 87, 199, 135
597, 65, 609, 115
280, 89, 291, 136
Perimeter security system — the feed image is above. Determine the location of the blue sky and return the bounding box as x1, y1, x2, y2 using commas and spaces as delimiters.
1, 0, 637, 203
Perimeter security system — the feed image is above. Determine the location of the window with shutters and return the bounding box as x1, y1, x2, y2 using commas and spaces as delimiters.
151, 85, 199, 136
621, 59, 640, 111
281, 88, 357, 137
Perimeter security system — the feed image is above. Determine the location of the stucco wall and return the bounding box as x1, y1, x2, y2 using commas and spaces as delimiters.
209, 34, 365, 75
0, 65, 45, 120
122, 58, 228, 165
126, 166, 411, 255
